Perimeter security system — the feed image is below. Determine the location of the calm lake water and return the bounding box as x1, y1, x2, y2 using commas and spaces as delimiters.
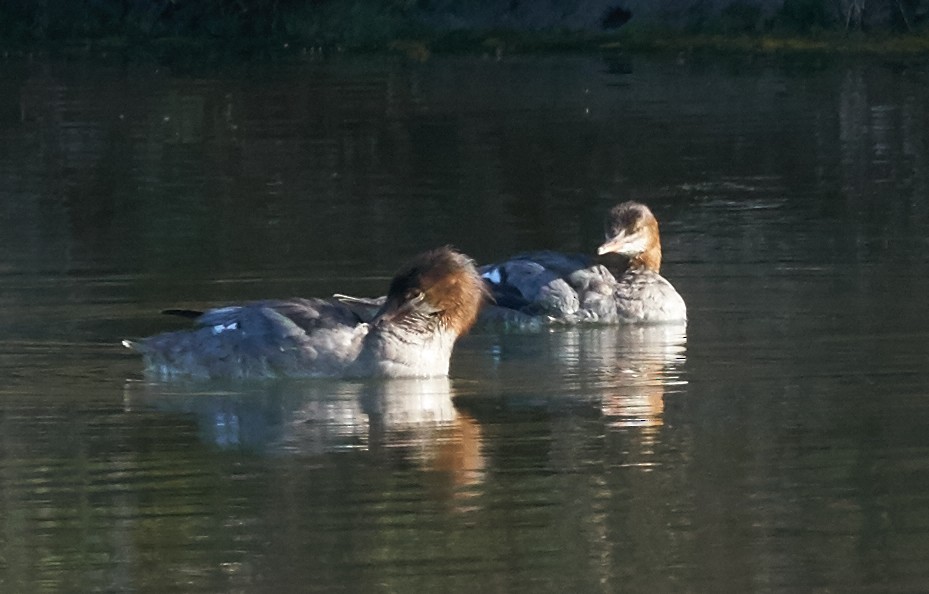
2, 51, 929, 592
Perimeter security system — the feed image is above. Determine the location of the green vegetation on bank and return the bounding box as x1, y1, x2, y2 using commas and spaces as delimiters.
0, 0, 927, 56
602, 30, 929, 55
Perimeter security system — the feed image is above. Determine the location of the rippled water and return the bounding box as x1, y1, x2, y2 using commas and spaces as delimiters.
2, 52, 929, 592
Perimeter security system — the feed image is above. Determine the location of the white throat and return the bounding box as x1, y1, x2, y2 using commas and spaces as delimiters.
351, 323, 459, 378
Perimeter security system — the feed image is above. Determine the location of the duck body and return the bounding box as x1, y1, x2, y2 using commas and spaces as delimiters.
479, 202, 686, 329
124, 247, 485, 380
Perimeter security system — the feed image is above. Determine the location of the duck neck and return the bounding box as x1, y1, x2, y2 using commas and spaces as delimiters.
596, 243, 662, 275
628, 243, 662, 273
355, 318, 458, 378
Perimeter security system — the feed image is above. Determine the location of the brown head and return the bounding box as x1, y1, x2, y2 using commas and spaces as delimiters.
373, 246, 487, 337
596, 201, 663, 272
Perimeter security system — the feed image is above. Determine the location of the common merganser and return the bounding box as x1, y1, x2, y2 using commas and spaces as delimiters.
123, 247, 486, 379
479, 202, 686, 327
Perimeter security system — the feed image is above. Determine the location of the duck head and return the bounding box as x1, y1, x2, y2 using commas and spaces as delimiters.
596, 201, 663, 272
372, 246, 487, 338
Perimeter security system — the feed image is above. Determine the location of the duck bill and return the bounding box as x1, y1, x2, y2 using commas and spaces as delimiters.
597, 232, 646, 256
370, 296, 409, 327
598, 232, 629, 256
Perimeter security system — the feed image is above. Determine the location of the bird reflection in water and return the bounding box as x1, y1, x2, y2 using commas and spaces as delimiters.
122, 377, 485, 502
466, 323, 687, 444
596, 324, 687, 435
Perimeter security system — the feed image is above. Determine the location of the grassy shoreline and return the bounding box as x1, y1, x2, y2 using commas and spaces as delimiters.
1, 0, 927, 61
3, 29, 929, 61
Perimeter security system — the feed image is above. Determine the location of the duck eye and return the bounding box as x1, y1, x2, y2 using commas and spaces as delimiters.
407, 290, 425, 303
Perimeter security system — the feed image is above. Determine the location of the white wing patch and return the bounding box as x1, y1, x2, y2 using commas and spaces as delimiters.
481, 267, 502, 284
211, 322, 239, 335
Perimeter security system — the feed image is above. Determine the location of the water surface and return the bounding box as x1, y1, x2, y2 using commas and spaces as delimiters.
2, 52, 929, 592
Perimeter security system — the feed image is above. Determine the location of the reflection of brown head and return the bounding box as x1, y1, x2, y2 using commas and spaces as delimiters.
602, 383, 665, 432
597, 202, 663, 273
374, 246, 489, 336
430, 410, 485, 499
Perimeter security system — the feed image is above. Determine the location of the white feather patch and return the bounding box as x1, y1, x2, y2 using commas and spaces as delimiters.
482, 268, 502, 284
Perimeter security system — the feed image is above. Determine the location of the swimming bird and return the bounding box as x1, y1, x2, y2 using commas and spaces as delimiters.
479, 201, 686, 328
123, 247, 486, 379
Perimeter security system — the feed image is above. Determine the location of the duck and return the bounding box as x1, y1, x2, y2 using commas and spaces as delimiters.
122, 247, 487, 379
478, 201, 686, 328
